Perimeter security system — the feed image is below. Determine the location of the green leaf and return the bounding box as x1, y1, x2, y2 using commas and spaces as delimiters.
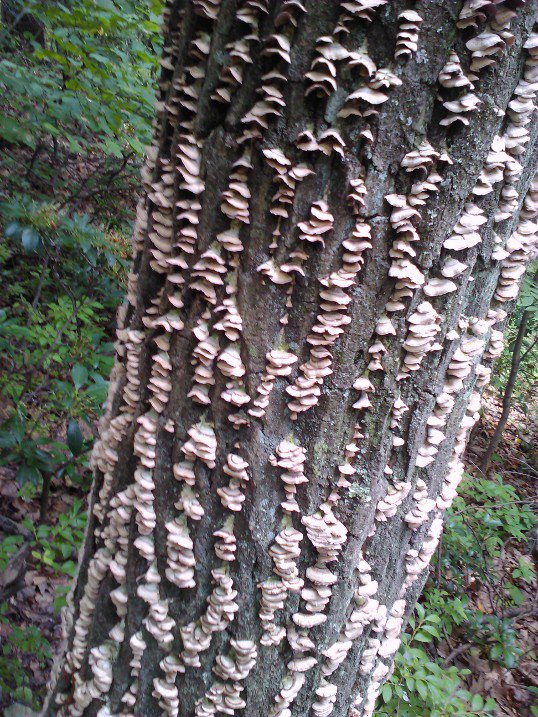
71, 363, 88, 389
381, 683, 392, 703
85, 381, 108, 404
513, 557, 535, 582
421, 624, 441, 638
21, 227, 41, 252
0, 429, 19, 449
62, 560, 77, 576
506, 582, 525, 605
16, 464, 41, 487
101, 138, 124, 158
10, 415, 26, 442
414, 633, 434, 643
67, 419, 83, 456
126, 134, 145, 155
471, 693, 484, 711
5, 221, 22, 240
416, 679, 428, 700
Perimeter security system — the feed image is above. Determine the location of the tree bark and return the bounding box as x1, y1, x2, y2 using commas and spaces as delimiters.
43, 2, 538, 716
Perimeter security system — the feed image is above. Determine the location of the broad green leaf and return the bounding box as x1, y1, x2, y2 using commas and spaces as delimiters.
414, 633, 434, 643
506, 582, 525, 605
67, 419, 84, 456
416, 680, 428, 700
471, 693, 484, 710
380, 684, 392, 703
21, 227, 41, 252
16, 464, 41, 487
5, 221, 22, 240
85, 381, 108, 404
71, 363, 88, 389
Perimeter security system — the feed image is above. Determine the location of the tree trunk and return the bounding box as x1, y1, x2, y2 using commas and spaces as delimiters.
43, 2, 538, 716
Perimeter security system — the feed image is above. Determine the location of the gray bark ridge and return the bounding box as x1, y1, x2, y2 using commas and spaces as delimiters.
43, 1, 538, 717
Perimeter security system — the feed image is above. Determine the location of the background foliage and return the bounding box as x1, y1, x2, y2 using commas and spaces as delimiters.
0, 1, 162, 707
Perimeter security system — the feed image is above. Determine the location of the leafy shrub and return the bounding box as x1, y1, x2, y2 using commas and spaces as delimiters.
1, 0, 164, 229
0, 5, 154, 702
0, 501, 87, 706
1, 194, 127, 308
0, 196, 127, 491
374, 473, 536, 716
0, 602, 52, 709
441, 474, 536, 588
31, 499, 88, 611
377, 604, 496, 717
0, 0, 163, 156
0, 535, 24, 572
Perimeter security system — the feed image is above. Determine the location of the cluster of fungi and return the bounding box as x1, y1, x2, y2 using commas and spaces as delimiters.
48, 2, 537, 717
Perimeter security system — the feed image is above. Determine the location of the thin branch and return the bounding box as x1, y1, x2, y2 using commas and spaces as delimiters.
519, 335, 538, 363
442, 643, 472, 666
481, 267, 538, 472
480, 316, 530, 471
450, 495, 538, 516
0, 513, 33, 540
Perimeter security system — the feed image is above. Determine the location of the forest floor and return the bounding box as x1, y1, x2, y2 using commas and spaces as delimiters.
457, 401, 538, 716
0, 393, 536, 715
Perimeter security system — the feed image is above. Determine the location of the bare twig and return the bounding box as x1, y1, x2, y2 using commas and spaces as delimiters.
0, 542, 33, 600
38, 472, 52, 525
450, 495, 538, 516
442, 643, 472, 666
519, 336, 538, 362
503, 604, 538, 620
0, 513, 32, 540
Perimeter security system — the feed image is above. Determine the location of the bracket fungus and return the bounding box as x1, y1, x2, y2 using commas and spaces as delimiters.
250, 349, 298, 418
443, 203, 486, 250
258, 578, 288, 646
395, 10, 423, 60
180, 568, 238, 670
270, 440, 307, 513
400, 302, 441, 378
196, 640, 258, 716
438, 51, 473, 90
339, 0, 388, 25
297, 200, 335, 246
440, 91, 481, 126
165, 517, 196, 588
466, 31, 507, 74
375, 480, 412, 521
214, 520, 237, 562
182, 420, 217, 468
